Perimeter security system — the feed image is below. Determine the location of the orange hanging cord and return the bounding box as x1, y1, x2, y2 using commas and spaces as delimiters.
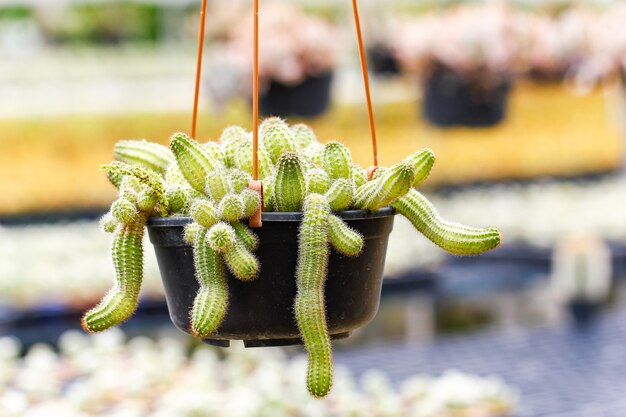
248, 0, 263, 228
351, 0, 379, 179
191, 0, 208, 138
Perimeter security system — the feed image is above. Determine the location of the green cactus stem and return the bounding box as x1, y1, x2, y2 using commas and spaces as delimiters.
325, 179, 354, 212
295, 194, 333, 398
220, 126, 249, 168
100, 213, 118, 233
111, 198, 139, 224
260, 117, 296, 163
218, 193, 245, 222
306, 168, 331, 195
203, 142, 226, 165
102, 162, 168, 216
352, 165, 368, 188
228, 169, 252, 193
234, 141, 274, 181
170, 132, 222, 193
82, 221, 145, 333
232, 221, 259, 251
353, 162, 414, 211
206, 222, 236, 253
136, 187, 158, 213
291, 123, 317, 149
191, 228, 229, 338
403, 148, 435, 188
323, 142, 353, 181
273, 152, 307, 212
392, 189, 501, 255
183, 222, 203, 245
240, 188, 261, 218
114, 140, 173, 175
190, 200, 220, 229
223, 238, 259, 281
328, 215, 363, 257
205, 168, 232, 202
165, 185, 188, 214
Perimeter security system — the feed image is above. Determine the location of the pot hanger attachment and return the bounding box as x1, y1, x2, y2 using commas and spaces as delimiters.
191, 0, 379, 228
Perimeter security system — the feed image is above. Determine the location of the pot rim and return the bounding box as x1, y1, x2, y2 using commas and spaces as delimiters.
147, 207, 395, 226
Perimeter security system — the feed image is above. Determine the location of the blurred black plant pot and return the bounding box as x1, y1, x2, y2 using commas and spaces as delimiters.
259, 71, 333, 118
568, 300, 600, 327
368, 44, 400, 76
422, 67, 511, 127
146, 209, 395, 347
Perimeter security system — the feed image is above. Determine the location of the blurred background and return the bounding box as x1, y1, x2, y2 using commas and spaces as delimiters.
2, 0, 626, 415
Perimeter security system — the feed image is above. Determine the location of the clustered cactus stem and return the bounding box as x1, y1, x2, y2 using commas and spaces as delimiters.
87, 118, 501, 399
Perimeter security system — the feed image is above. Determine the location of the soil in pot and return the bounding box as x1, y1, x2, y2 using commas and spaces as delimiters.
259, 71, 333, 118
147, 209, 395, 347
422, 67, 511, 128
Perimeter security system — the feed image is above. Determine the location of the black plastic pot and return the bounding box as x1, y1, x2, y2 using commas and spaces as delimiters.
146, 208, 395, 347
368, 45, 400, 76
422, 68, 511, 127
259, 71, 333, 118
568, 300, 600, 327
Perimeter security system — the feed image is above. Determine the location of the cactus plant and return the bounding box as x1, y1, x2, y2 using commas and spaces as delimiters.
88, 118, 501, 399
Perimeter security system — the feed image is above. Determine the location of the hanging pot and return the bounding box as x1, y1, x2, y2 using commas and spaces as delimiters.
422, 67, 511, 128
147, 208, 395, 347
259, 71, 333, 118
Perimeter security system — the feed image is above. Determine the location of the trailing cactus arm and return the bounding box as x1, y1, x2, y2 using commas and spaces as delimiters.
295, 194, 333, 398
82, 221, 145, 333
328, 215, 363, 257
403, 148, 435, 188
232, 221, 259, 251
392, 189, 501, 255
114, 140, 173, 175
102, 163, 168, 216
222, 233, 260, 281
353, 162, 414, 211
191, 228, 229, 338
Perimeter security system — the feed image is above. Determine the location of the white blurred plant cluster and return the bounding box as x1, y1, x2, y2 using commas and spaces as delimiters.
0, 329, 518, 417
383, 2, 626, 89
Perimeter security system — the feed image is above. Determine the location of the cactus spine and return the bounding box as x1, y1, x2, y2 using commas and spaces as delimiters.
191, 228, 229, 337
295, 194, 333, 398
82, 221, 145, 333
273, 152, 307, 212
392, 189, 501, 255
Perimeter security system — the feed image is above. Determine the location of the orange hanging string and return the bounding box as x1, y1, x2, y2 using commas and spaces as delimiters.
352, 0, 379, 173
248, 0, 263, 228
191, 0, 209, 138
252, 0, 260, 181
